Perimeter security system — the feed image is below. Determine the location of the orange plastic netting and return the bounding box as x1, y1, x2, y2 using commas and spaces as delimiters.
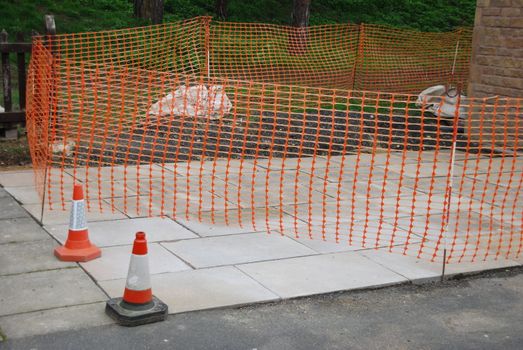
26, 17, 522, 263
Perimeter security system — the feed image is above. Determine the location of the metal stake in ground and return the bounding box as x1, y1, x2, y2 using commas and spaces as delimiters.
105, 232, 168, 326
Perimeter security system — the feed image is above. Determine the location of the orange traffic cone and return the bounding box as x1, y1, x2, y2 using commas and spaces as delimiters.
54, 184, 101, 262
105, 232, 168, 326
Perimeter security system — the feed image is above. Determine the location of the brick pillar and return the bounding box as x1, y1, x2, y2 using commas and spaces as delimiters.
467, 0, 522, 153
468, 0, 523, 98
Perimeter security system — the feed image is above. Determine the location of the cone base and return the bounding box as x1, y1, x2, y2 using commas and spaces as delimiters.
105, 295, 168, 327
54, 245, 101, 262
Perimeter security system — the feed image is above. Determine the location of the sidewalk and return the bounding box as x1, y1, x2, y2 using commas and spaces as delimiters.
5, 265, 523, 350
1, 161, 521, 340
0, 186, 112, 339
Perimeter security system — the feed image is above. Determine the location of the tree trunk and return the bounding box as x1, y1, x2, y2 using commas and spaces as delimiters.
134, 0, 164, 24
289, 0, 311, 55
291, 0, 311, 27
215, 0, 228, 19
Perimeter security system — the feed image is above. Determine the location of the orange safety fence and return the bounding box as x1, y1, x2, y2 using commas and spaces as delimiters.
26, 17, 522, 263
210, 21, 472, 92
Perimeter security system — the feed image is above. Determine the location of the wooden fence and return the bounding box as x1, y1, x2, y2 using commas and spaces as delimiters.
0, 30, 32, 125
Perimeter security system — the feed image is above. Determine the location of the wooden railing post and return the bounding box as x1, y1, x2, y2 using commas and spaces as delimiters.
1, 29, 12, 112
16, 32, 26, 111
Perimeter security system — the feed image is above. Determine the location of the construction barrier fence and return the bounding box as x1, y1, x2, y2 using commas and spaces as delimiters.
26, 17, 522, 263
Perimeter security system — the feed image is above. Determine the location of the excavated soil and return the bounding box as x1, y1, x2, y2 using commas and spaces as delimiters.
67, 110, 474, 166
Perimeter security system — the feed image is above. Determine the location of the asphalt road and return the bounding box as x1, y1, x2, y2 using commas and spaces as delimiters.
3, 267, 523, 350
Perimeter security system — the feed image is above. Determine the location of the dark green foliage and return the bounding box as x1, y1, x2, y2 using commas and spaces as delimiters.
309, 0, 476, 31
0, 0, 476, 34
0, 0, 142, 33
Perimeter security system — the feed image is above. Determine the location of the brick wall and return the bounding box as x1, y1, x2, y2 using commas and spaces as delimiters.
468, 0, 523, 97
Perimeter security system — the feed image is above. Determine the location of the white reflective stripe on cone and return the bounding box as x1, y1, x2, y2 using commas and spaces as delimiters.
125, 254, 151, 291
69, 200, 87, 230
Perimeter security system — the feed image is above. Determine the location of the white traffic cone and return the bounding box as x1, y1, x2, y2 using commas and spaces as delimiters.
105, 232, 168, 326
54, 184, 101, 262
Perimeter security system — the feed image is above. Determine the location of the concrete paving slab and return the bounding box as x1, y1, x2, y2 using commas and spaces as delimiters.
380, 193, 480, 218
473, 171, 523, 187
0, 197, 30, 220
282, 199, 394, 227
167, 159, 259, 175
383, 162, 463, 178
1, 182, 134, 207
23, 202, 127, 225
237, 251, 408, 298
364, 240, 521, 276
127, 177, 233, 201
309, 179, 419, 200
82, 180, 138, 199
40, 194, 115, 213
511, 254, 523, 265
281, 202, 342, 227
175, 209, 264, 237
172, 207, 299, 237
169, 192, 233, 213
3, 186, 43, 204
360, 247, 443, 283
253, 157, 331, 170
443, 257, 521, 277
1, 183, 132, 206
80, 243, 191, 281
45, 217, 197, 247
219, 172, 303, 189
304, 166, 403, 183
472, 203, 523, 223
0, 170, 38, 187
453, 178, 519, 208
384, 211, 502, 242
462, 157, 523, 175
0, 240, 75, 276
0, 217, 49, 244
388, 150, 472, 163
99, 266, 280, 314
162, 232, 316, 268
0, 169, 74, 187
225, 186, 325, 208
394, 230, 516, 265
0, 268, 106, 316
104, 196, 159, 218
65, 164, 166, 182
297, 165, 349, 180
281, 221, 422, 254
285, 233, 367, 254
441, 227, 519, 264
44, 168, 78, 184
387, 176, 449, 194
0, 302, 113, 340
106, 192, 232, 218
322, 153, 394, 167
